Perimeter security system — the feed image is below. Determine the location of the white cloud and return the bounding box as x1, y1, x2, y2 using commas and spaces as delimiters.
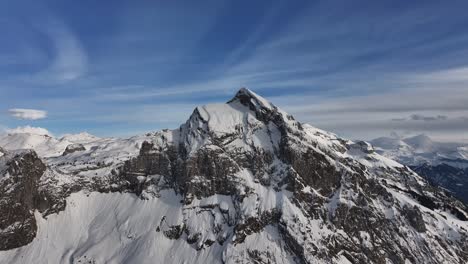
6, 126, 52, 136
36, 18, 88, 83
8, 108, 47, 120
412, 66, 468, 83
262, 85, 468, 143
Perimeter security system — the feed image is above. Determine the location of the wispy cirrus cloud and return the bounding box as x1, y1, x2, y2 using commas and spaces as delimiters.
36, 18, 88, 83
8, 108, 47, 120
411, 67, 468, 83
263, 78, 468, 143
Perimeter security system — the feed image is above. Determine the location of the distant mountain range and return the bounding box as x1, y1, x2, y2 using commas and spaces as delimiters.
0, 128, 100, 158
371, 134, 468, 203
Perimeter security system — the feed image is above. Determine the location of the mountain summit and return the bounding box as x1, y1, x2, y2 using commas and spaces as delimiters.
0, 88, 467, 264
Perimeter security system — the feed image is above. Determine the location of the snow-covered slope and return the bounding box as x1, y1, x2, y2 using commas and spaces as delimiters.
0, 128, 103, 158
0, 131, 67, 157
60, 132, 101, 144
0, 88, 467, 264
0, 128, 149, 162
371, 135, 468, 203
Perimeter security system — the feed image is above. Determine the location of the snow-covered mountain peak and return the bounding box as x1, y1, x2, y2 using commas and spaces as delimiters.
371, 134, 468, 167
59, 132, 100, 143
0, 131, 62, 157
403, 134, 434, 152
228, 87, 275, 112
6, 126, 52, 136
1, 89, 467, 264
226, 87, 297, 126
0, 128, 103, 158
179, 88, 303, 156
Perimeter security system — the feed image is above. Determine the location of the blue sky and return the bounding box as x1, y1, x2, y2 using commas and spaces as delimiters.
1, 0, 468, 142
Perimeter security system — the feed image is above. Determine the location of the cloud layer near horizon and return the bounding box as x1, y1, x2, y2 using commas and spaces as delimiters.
8, 109, 48, 120
6, 126, 51, 136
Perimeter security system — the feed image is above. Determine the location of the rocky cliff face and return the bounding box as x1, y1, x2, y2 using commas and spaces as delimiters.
62, 143, 86, 156
0, 150, 46, 250
0, 88, 467, 264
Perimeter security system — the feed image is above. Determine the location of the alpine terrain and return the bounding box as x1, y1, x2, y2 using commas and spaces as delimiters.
371, 135, 468, 204
0, 88, 467, 264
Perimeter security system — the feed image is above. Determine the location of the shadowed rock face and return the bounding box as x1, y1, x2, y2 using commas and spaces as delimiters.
402, 205, 426, 232
62, 143, 86, 156
411, 163, 468, 204
283, 147, 342, 197
0, 150, 46, 250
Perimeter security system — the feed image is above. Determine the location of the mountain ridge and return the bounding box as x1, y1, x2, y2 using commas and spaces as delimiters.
371, 134, 468, 204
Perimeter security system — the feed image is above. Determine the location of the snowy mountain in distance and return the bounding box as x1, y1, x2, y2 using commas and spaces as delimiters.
371, 134, 468, 167
402, 134, 435, 153
0, 127, 67, 157
60, 132, 101, 144
6, 126, 51, 136
0, 127, 102, 158
0, 88, 467, 264
371, 134, 468, 203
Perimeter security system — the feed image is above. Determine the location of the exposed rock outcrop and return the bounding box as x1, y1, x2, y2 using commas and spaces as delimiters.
62, 143, 86, 156
0, 150, 46, 250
